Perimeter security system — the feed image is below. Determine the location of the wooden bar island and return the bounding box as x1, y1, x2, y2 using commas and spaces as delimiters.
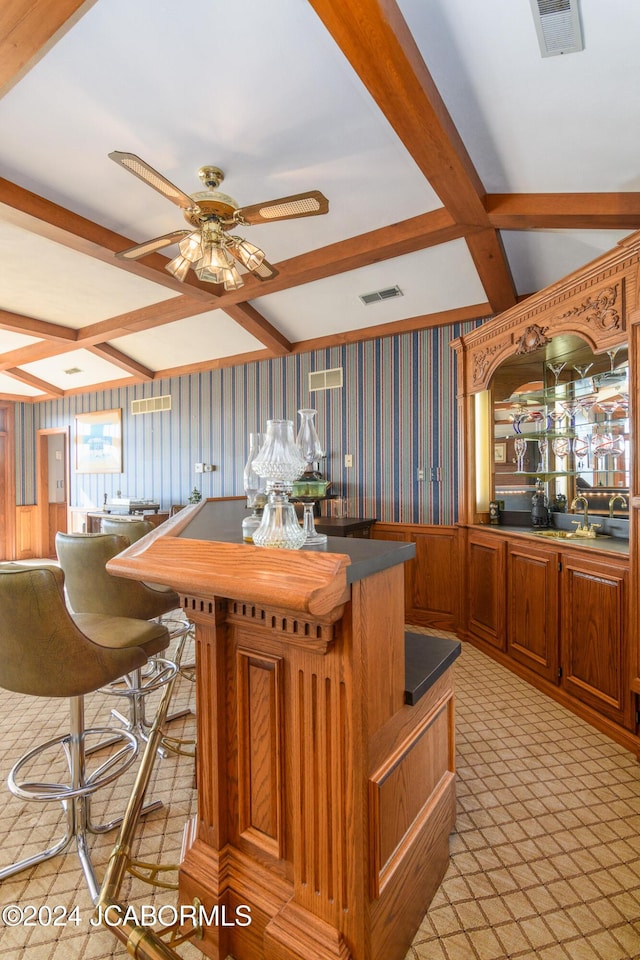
107, 499, 459, 960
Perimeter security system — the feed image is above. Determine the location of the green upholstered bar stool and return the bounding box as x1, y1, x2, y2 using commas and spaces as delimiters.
100, 516, 155, 542
55, 532, 183, 745
0, 563, 171, 903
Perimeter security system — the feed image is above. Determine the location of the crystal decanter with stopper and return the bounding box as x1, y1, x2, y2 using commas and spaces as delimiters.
251, 420, 306, 549
294, 408, 328, 545
242, 432, 267, 542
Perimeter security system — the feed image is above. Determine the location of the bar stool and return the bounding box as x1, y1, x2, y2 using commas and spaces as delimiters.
55, 532, 188, 744
0, 563, 171, 902
100, 516, 155, 542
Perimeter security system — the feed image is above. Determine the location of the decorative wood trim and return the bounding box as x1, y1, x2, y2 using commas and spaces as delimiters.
236, 647, 284, 859
227, 599, 336, 653
15, 504, 36, 560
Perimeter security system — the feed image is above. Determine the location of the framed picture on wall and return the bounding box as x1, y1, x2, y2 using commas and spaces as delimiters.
494, 441, 507, 464
75, 409, 122, 473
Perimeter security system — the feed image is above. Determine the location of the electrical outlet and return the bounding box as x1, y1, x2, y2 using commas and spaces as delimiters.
417, 468, 424, 481
430, 466, 441, 482
195, 463, 204, 473
344, 454, 353, 468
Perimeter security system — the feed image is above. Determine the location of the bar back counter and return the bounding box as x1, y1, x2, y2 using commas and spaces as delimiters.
107, 499, 459, 960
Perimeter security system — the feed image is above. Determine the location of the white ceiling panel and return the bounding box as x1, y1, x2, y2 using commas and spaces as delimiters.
0, 373, 42, 397
253, 240, 488, 341
0, 220, 178, 326
0, 328, 41, 354
399, 0, 640, 193
18, 348, 133, 390
110, 312, 266, 371
503, 230, 632, 298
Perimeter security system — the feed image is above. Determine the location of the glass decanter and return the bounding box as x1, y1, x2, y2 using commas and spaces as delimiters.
252, 420, 306, 549
242, 432, 266, 542
295, 409, 328, 544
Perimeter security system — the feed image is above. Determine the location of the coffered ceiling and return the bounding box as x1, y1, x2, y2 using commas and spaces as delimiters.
0, 0, 638, 400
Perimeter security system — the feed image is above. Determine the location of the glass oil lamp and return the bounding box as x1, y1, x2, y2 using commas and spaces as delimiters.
251, 420, 306, 549
293, 408, 329, 544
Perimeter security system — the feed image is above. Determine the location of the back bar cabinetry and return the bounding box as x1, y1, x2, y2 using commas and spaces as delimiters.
463, 529, 631, 737
452, 230, 640, 753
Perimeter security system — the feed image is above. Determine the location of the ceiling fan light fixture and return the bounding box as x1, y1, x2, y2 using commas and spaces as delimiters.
221, 264, 244, 291
179, 231, 204, 262
230, 237, 265, 271
165, 253, 192, 281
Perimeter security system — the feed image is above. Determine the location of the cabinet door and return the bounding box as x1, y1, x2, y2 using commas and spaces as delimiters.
561, 553, 629, 727
467, 532, 506, 650
507, 542, 560, 684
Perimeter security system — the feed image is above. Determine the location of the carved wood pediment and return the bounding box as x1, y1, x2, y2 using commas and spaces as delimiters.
559, 285, 620, 332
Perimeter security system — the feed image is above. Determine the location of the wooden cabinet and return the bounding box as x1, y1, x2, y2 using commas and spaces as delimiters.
372, 523, 459, 630
561, 551, 630, 728
507, 540, 559, 684
463, 527, 632, 744
467, 530, 506, 650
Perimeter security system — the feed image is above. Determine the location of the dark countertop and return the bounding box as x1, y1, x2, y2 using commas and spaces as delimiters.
178, 499, 415, 584
404, 632, 462, 705
471, 522, 629, 557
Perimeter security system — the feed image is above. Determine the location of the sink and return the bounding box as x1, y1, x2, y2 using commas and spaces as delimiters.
532, 529, 610, 540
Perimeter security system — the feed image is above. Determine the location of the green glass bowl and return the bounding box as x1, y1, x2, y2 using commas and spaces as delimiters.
291, 480, 331, 498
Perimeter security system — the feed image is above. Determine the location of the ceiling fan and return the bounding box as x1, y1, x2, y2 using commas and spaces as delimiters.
108, 151, 329, 291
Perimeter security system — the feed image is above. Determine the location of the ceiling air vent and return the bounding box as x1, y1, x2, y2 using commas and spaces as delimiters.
309, 367, 343, 392
131, 395, 172, 415
359, 285, 403, 305
529, 0, 583, 57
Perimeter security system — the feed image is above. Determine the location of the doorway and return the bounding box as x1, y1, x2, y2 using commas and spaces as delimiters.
37, 428, 69, 558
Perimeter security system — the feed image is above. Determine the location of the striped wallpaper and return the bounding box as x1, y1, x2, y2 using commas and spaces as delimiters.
15, 320, 486, 524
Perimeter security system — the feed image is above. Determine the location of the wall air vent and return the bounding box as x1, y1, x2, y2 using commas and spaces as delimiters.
309, 368, 343, 392
530, 0, 584, 57
131, 395, 172, 415
359, 285, 403, 305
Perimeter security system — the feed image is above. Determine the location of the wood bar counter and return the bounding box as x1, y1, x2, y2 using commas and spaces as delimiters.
107, 499, 458, 960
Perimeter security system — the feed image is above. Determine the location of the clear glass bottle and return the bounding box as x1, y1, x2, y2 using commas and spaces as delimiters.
252, 420, 306, 549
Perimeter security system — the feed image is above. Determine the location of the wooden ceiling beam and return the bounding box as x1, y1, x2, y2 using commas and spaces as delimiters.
308, 0, 518, 313
486, 193, 640, 230
0, 0, 97, 96
210, 209, 473, 307
0, 309, 78, 342
87, 343, 153, 380
221, 303, 292, 355
0, 179, 219, 303
308, 0, 486, 225
3, 367, 63, 397
465, 230, 518, 315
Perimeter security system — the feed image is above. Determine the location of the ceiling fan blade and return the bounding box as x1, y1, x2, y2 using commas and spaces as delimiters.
109, 151, 196, 211
250, 258, 279, 281
115, 230, 191, 260
237, 191, 329, 225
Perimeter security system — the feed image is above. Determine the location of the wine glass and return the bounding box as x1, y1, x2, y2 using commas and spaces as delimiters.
606, 347, 621, 372
548, 409, 566, 431
552, 437, 570, 463
546, 361, 566, 388
514, 437, 527, 472
572, 436, 589, 470
573, 363, 593, 385
561, 400, 580, 429
537, 438, 549, 472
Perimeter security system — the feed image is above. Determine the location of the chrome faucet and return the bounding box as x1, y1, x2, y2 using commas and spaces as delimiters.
570, 495, 589, 527
609, 494, 627, 518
